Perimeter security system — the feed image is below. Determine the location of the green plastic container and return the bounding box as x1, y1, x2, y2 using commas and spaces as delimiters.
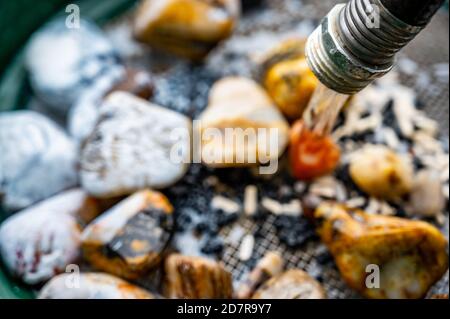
0, 0, 137, 299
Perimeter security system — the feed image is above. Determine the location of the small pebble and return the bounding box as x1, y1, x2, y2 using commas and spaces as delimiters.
211, 195, 241, 214
239, 234, 255, 261
261, 197, 302, 216
244, 185, 258, 216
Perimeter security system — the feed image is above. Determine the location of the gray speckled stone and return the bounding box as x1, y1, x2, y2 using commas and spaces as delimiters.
0, 111, 78, 211
25, 18, 121, 113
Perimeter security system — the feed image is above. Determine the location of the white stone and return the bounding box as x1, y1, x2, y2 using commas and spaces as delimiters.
0, 190, 89, 284
0, 111, 78, 211
25, 18, 120, 112
80, 92, 191, 197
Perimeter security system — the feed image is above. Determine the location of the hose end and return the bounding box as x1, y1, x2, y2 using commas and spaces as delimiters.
306, 0, 427, 94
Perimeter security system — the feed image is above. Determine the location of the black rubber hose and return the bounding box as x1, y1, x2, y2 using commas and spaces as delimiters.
380, 0, 446, 26
241, 0, 265, 12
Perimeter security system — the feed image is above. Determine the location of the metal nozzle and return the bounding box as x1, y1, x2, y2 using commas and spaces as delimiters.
305, 0, 443, 95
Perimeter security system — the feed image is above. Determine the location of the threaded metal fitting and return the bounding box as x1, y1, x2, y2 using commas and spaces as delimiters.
306, 0, 424, 95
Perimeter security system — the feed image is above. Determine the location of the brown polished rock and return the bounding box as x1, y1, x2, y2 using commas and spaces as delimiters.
82, 190, 174, 280
163, 254, 233, 299
133, 0, 240, 60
